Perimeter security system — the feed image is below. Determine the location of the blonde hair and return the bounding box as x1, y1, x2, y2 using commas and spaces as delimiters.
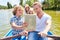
30, 8, 33, 11
25, 4, 30, 8
13, 5, 24, 15
33, 2, 42, 8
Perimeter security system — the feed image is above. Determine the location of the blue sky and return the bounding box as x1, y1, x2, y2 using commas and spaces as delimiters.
0, 0, 44, 6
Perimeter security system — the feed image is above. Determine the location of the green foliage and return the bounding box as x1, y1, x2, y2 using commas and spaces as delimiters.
19, 0, 23, 6
42, 0, 60, 10
26, 0, 33, 7
7, 2, 12, 9
34, 0, 38, 2
19, 0, 38, 7
25, 0, 38, 7
0, 5, 8, 9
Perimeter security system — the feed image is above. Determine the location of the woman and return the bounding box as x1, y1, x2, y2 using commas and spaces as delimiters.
24, 4, 30, 14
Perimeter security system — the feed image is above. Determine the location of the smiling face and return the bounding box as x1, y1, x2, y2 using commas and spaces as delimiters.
13, 6, 24, 17
33, 5, 40, 13
25, 4, 30, 11
16, 7, 23, 16
33, 2, 42, 14
33, 5, 42, 14
25, 7, 30, 11
29, 8, 33, 14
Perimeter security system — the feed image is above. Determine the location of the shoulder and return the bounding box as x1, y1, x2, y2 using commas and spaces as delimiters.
21, 17, 25, 21
10, 16, 16, 22
44, 13, 52, 19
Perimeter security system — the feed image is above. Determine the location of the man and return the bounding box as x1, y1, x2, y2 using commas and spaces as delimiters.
28, 2, 52, 40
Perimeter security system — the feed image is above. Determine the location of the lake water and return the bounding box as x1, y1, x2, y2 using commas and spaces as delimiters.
44, 10, 60, 35
0, 9, 60, 38
0, 9, 13, 38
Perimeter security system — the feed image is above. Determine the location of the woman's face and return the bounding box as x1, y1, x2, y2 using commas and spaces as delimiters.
25, 7, 30, 11
16, 8, 23, 16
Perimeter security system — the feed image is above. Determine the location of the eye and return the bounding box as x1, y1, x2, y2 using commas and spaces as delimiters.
36, 8, 38, 10
34, 8, 38, 11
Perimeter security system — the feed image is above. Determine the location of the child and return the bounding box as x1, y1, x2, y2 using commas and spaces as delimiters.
29, 8, 34, 14
10, 5, 28, 40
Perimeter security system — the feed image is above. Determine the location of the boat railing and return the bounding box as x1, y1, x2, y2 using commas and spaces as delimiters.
0, 33, 22, 40
0, 33, 60, 40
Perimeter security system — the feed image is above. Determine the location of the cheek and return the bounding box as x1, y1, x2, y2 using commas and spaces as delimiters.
16, 11, 19, 14
35, 9, 38, 12
26, 8, 29, 11
19, 11, 23, 14
34, 9, 35, 12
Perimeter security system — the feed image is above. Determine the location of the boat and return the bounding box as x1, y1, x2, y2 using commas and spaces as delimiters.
4, 29, 26, 40
1, 29, 53, 40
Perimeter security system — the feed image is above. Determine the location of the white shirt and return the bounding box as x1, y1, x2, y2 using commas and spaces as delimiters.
36, 13, 51, 32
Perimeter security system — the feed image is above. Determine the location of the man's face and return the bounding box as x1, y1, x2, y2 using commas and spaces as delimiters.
33, 5, 41, 13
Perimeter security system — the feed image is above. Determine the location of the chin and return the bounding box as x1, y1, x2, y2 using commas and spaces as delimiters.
20, 14, 22, 16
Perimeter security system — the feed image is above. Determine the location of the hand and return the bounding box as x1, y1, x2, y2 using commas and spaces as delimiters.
38, 31, 47, 37
23, 30, 28, 36
23, 22, 28, 27
20, 30, 28, 36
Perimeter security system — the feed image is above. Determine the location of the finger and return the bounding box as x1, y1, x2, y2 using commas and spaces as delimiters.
38, 33, 40, 34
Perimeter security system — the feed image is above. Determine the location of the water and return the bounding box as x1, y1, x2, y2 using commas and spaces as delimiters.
44, 10, 60, 35
0, 9, 13, 38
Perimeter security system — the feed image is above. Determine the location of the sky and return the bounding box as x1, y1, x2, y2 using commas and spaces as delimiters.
0, 0, 44, 6
0, 0, 20, 6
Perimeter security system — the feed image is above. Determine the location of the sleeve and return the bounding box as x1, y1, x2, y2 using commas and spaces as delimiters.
22, 17, 25, 23
10, 18, 15, 24
46, 16, 52, 25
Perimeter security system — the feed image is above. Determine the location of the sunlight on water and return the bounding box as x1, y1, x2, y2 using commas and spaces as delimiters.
44, 10, 60, 35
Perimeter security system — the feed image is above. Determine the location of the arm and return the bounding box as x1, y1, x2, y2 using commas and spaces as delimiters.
11, 22, 23, 30
43, 18, 52, 33
10, 22, 28, 30
38, 17, 52, 37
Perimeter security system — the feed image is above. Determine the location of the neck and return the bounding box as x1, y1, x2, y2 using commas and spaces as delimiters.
37, 11, 44, 19
15, 14, 21, 18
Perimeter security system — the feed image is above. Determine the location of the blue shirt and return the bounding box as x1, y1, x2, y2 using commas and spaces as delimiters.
10, 16, 24, 35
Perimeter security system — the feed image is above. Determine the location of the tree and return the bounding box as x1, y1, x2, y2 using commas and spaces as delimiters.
19, 0, 23, 6
26, 0, 32, 7
42, 0, 60, 10
0, 5, 8, 9
25, 0, 38, 7
7, 2, 12, 9
42, 0, 49, 9
34, 0, 38, 2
